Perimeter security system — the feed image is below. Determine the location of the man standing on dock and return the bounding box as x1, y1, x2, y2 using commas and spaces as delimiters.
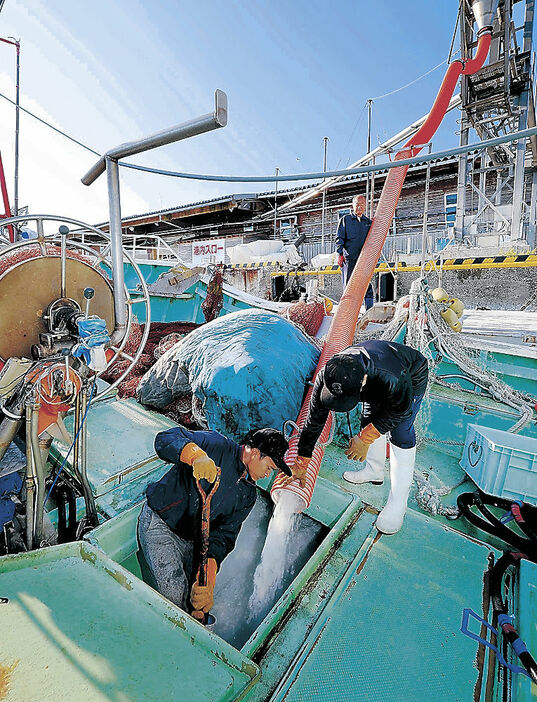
283, 340, 428, 534
137, 426, 290, 616
335, 193, 374, 309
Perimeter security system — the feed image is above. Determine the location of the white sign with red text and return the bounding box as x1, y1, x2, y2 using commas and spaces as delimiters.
191, 238, 226, 265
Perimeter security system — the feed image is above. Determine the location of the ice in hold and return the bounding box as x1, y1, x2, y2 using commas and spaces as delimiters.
248, 491, 303, 620
211, 492, 323, 648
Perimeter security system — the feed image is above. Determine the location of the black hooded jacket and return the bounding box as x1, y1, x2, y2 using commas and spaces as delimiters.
297, 340, 428, 457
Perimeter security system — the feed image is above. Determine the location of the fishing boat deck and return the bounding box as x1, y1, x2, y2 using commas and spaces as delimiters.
1, 342, 536, 700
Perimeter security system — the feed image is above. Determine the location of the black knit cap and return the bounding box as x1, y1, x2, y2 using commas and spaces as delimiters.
244, 428, 291, 476
320, 353, 366, 411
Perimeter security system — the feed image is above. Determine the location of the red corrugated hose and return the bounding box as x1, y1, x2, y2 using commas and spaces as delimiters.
272, 30, 492, 510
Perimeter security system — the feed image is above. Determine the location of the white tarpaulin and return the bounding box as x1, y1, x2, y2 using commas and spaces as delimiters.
227, 239, 303, 266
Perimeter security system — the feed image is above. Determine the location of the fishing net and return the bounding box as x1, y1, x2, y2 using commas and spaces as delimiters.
201, 266, 224, 322
154, 333, 187, 359
374, 276, 536, 518
0, 244, 93, 277
102, 321, 200, 399
137, 308, 320, 442
402, 278, 535, 435
284, 300, 325, 338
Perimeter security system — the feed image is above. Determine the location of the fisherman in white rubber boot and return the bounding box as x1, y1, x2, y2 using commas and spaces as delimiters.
289, 340, 428, 534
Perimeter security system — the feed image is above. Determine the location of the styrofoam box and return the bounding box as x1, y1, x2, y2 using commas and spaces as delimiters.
460, 424, 537, 506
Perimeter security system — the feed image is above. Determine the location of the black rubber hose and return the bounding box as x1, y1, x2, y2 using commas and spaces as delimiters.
477, 493, 537, 540
45, 476, 67, 543
65, 483, 77, 541
474, 493, 536, 556
511, 503, 537, 542
490, 552, 537, 684
55, 486, 67, 542
457, 491, 537, 560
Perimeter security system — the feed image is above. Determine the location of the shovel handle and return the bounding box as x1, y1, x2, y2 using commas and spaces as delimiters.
191, 466, 221, 623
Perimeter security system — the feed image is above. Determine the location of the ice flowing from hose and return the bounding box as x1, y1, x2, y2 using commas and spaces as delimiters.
271, 31, 492, 510
248, 491, 303, 619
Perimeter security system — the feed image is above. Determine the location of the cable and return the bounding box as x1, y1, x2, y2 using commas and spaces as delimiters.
335, 101, 368, 170
447, 2, 462, 65
0, 90, 100, 156
369, 58, 452, 102
44, 380, 96, 505
115, 125, 537, 183
2, 85, 535, 187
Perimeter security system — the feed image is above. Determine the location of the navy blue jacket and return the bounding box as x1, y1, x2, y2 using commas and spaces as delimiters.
335, 213, 372, 260
146, 427, 256, 566
298, 341, 428, 457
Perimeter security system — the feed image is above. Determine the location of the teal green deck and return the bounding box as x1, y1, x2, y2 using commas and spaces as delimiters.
0, 542, 259, 702
3, 332, 534, 700
49, 398, 176, 513
269, 511, 499, 701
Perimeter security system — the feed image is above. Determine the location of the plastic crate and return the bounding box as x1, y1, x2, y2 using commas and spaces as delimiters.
460, 424, 537, 506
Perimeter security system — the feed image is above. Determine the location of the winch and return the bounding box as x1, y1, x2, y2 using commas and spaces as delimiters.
0, 215, 150, 554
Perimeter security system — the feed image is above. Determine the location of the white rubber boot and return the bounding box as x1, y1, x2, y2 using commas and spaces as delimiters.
376, 444, 416, 534
343, 434, 386, 485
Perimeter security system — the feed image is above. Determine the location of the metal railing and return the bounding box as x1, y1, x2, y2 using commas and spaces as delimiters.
297, 212, 533, 267
116, 233, 184, 264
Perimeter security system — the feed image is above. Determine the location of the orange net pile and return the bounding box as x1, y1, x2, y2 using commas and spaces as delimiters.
102, 321, 200, 402
285, 300, 325, 338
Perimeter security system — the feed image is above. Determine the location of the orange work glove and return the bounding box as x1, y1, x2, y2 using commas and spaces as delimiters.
279, 455, 310, 488
338, 254, 345, 267
180, 442, 218, 483
344, 423, 381, 461
190, 558, 218, 613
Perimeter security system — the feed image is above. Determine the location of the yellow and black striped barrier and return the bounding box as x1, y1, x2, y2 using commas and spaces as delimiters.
377, 252, 537, 273
231, 261, 284, 269
227, 252, 537, 276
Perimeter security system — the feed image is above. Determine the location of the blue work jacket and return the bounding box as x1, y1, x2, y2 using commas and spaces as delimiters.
335, 213, 372, 260
146, 427, 256, 567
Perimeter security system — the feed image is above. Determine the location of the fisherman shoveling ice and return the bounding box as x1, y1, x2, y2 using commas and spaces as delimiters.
137, 426, 290, 620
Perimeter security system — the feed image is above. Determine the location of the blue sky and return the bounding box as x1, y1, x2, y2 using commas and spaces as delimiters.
0, 1, 520, 223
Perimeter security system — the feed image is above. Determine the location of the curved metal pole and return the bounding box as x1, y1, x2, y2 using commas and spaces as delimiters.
80, 92, 226, 346
81, 90, 227, 186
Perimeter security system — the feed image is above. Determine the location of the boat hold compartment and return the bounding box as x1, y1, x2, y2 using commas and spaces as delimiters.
460, 424, 537, 505
0, 542, 260, 701
267, 510, 502, 702
87, 479, 359, 650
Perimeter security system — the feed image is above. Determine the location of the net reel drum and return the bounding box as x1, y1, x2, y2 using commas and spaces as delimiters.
0, 215, 150, 552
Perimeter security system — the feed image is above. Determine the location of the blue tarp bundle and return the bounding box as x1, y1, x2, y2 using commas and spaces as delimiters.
138, 309, 320, 441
